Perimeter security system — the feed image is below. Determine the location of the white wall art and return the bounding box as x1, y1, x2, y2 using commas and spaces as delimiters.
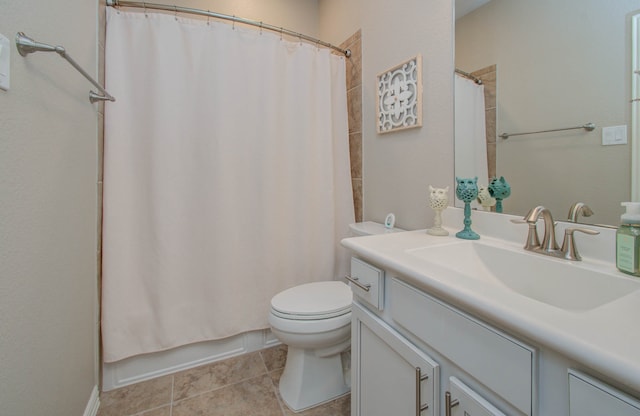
376, 54, 422, 133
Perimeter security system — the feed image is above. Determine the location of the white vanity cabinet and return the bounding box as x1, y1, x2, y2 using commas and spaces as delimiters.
348, 255, 640, 416
349, 257, 537, 416
390, 278, 537, 416
344, 213, 640, 415
351, 302, 440, 416
568, 370, 640, 416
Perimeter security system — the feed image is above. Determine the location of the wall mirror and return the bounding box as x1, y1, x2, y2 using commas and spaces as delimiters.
454, 0, 640, 226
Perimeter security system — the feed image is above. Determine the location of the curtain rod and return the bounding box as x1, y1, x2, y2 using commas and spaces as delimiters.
455, 68, 483, 85
106, 0, 351, 58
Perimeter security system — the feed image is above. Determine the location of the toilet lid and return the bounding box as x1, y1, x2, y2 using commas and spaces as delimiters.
271, 281, 352, 320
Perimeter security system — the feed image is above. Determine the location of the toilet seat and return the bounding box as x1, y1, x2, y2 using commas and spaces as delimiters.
270, 281, 352, 320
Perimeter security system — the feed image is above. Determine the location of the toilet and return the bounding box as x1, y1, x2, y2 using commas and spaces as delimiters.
268, 221, 404, 412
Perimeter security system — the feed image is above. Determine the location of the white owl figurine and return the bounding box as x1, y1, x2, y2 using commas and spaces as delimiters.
477, 185, 496, 211
427, 186, 449, 236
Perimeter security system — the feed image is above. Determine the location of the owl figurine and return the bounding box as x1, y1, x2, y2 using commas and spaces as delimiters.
427, 186, 449, 236
477, 185, 496, 211
429, 186, 449, 210
455, 177, 480, 240
488, 176, 511, 213
455, 177, 479, 203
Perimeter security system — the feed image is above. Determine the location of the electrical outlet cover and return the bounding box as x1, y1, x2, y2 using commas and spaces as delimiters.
0, 33, 10, 91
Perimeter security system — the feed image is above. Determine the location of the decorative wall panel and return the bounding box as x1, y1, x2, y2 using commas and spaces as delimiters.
376, 54, 422, 133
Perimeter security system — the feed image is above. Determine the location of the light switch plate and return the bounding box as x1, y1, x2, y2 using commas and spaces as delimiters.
602, 125, 627, 146
0, 33, 10, 91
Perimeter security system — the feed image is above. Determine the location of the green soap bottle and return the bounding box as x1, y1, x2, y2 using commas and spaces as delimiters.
616, 202, 640, 277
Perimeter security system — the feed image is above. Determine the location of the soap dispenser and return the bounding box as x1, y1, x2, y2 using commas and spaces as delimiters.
616, 202, 640, 276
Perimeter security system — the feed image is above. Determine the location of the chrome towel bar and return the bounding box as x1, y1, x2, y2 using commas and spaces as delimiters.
499, 122, 595, 140
15, 32, 115, 103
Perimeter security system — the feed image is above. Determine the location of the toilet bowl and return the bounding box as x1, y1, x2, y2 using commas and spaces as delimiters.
268, 220, 404, 412
269, 281, 352, 412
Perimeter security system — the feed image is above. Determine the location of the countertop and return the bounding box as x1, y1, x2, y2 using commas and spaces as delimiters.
341, 208, 640, 394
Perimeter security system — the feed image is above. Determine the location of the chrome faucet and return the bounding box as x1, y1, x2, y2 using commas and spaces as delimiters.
513, 206, 599, 261
567, 202, 594, 223
523, 206, 559, 254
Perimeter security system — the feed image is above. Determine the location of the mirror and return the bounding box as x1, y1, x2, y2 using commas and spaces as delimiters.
454, 0, 639, 226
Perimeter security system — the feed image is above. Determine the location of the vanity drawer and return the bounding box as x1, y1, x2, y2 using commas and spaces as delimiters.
348, 257, 384, 310
569, 370, 640, 416
390, 278, 536, 416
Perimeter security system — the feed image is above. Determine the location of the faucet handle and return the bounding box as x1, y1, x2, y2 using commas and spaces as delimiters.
567, 202, 594, 222
561, 228, 600, 261
510, 218, 541, 250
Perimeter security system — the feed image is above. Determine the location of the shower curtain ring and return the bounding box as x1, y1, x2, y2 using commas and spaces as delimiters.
232, 16, 235, 30
280, 27, 283, 41
207, 11, 210, 25
174, 5, 178, 20
143, 2, 148, 17
260, 22, 263, 35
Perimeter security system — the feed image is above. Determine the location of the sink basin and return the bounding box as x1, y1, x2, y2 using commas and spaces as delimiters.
407, 240, 640, 311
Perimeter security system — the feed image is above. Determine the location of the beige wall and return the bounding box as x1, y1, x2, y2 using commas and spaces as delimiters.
319, 0, 455, 230
0, 0, 100, 414
456, 0, 638, 225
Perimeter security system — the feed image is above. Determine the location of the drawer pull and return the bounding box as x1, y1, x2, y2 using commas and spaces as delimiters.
345, 275, 371, 292
416, 367, 430, 414
445, 391, 460, 416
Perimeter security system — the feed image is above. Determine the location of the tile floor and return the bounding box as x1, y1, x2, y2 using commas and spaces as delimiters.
97, 345, 351, 416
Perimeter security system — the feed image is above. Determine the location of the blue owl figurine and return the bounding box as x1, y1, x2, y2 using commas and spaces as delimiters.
455, 177, 480, 240
488, 176, 511, 213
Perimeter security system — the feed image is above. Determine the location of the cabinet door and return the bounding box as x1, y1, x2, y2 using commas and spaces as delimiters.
390, 278, 535, 415
447, 377, 507, 416
569, 370, 640, 416
352, 302, 439, 416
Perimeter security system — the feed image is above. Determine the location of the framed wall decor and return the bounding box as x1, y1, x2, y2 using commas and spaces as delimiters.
376, 54, 423, 134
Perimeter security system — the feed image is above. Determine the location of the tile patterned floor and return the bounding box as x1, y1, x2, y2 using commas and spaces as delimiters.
97, 345, 351, 416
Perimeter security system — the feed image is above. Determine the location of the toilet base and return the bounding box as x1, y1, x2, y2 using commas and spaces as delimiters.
279, 346, 350, 412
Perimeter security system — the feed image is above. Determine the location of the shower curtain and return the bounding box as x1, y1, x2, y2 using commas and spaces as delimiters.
454, 74, 488, 208
102, 8, 354, 362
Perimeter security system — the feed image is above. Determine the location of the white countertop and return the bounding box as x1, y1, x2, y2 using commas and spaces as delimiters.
342, 208, 640, 393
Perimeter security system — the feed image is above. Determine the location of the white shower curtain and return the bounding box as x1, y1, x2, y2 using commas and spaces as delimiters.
454, 74, 488, 208
102, 8, 354, 362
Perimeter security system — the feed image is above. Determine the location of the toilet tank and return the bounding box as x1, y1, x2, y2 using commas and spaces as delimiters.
348, 221, 405, 236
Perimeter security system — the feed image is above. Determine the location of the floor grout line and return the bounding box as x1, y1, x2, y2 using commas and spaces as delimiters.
269, 373, 287, 416
170, 372, 277, 406
169, 374, 174, 416
258, 349, 270, 374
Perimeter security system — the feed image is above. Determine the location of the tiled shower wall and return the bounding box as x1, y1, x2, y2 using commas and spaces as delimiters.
341, 30, 363, 222
471, 65, 497, 181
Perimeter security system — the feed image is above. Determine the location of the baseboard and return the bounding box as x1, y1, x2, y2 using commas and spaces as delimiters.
83, 385, 100, 416
102, 329, 280, 391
